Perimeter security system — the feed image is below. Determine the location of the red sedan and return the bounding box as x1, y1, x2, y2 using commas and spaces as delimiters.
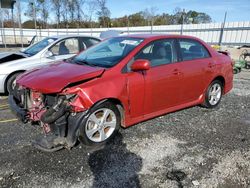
9, 34, 233, 152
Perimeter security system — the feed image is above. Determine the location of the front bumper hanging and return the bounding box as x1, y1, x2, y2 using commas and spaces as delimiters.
8, 95, 28, 123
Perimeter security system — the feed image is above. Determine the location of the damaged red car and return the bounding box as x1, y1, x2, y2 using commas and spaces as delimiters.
9, 34, 233, 152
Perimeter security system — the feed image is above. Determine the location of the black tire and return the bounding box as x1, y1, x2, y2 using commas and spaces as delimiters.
245, 64, 250, 69
202, 80, 223, 109
6, 73, 20, 94
78, 101, 121, 146
233, 68, 240, 74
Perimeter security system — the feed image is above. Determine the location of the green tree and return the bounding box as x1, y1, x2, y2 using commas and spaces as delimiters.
86, 0, 97, 28
128, 12, 145, 26
51, 0, 63, 28
154, 13, 172, 25
142, 7, 158, 26
37, 0, 49, 28
96, 0, 111, 27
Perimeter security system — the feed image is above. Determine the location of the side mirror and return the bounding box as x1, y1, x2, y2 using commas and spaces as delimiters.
131, 59, 150, 71
44, 51, 53, 58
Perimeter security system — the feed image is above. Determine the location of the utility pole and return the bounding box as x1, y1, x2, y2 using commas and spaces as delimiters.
127, 16, 130, 34
0, 1, 7, 48
219, 11, 227, 46
17, 0, 23, 48
31, 1, 37, 37
180, 9, 185, 35
151, 17, 153, 34
11, 0, 16, 44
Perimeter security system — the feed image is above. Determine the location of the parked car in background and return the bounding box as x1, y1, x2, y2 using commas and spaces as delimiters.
0, 35, 101, 93
99, 30, 124, 39
9, 34, 233, 152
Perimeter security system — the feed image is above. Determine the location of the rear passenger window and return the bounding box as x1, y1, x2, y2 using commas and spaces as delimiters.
81, 37, 100, 48
50, 38, 79, 55
179, 39, 210, 61
135, 39, 177, 67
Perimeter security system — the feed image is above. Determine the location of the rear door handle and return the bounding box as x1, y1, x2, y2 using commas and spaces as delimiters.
208, 63, 216, 68
173, 69, 181, 75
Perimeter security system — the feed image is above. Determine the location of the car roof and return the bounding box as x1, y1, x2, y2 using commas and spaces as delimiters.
120, 34, 200, 40
48, 35, 101, 40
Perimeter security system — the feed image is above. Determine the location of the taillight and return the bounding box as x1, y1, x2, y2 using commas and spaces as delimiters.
231, 60, 235, 66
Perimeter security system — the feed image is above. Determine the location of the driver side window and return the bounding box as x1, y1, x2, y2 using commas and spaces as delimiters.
50, 38, 79, 56
134, 39, 177, 67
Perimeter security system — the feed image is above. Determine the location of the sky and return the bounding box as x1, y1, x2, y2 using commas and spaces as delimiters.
106, 0, 250, 22
19, 0, 250, 23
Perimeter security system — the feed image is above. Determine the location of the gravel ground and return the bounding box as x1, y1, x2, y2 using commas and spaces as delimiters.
0, 70, 250, 188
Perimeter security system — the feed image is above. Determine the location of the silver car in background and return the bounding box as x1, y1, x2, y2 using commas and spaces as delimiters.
0, 35, 101, 93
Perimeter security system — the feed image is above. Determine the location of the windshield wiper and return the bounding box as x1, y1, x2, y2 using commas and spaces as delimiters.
21, 51, 33, 56
74, 59, 97, 67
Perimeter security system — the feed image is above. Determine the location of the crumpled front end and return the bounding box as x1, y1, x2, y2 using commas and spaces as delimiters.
0, 52, 26, 63
8, 84, 90, 151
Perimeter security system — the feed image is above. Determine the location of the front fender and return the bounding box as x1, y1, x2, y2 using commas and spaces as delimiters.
62, 75, 129, 114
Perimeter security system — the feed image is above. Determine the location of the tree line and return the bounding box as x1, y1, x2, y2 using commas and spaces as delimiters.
2, 0, 212, 29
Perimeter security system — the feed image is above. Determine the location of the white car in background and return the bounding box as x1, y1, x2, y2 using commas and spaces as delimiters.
0, 35, 101, 93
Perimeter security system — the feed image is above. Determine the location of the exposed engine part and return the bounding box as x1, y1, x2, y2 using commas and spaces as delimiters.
11, 86, 90, 150
52, 96, 65, 111
41, 96, 70, 125
41, 122, 51, 134
43, 94, 57, 107
28, 91, 45, 121
50, 115, 68, 137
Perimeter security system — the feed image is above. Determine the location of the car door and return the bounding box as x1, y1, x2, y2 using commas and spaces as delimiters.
125, 64, 146, 119
131, 39, 182, 116
177, 38, 213, 103
41, 37, 80, 64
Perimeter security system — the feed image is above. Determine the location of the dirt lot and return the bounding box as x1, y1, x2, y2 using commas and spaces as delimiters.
0, 69, 249, 187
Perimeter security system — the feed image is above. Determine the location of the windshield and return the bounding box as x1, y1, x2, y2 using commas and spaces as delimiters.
73, 37, 144, 68
23, 37, 57, 56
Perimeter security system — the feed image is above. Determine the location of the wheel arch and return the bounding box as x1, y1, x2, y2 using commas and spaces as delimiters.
211, 75, 225, 92
202, 75, 225, 108
4, 70, 26, 93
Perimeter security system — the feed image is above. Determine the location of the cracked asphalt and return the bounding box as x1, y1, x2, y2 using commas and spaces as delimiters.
0, 70, 250, 188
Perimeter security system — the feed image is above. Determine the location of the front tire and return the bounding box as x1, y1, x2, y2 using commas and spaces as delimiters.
79, 102, 121, 146
202, 80, 223, 108
7, 73, 20, 94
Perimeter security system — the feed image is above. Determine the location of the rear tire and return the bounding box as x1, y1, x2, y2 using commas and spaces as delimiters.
7, 73, 20, 94
202, 80, 223, 108
78, 101, 121, 146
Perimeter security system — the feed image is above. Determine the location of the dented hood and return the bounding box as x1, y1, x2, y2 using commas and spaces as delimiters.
0, 52, 14, 59
17, 61, 105, 93
0, 52, 27, 63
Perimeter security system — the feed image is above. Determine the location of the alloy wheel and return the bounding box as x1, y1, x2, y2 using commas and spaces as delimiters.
208, 83, 222, 106
85, 108, 117, 142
